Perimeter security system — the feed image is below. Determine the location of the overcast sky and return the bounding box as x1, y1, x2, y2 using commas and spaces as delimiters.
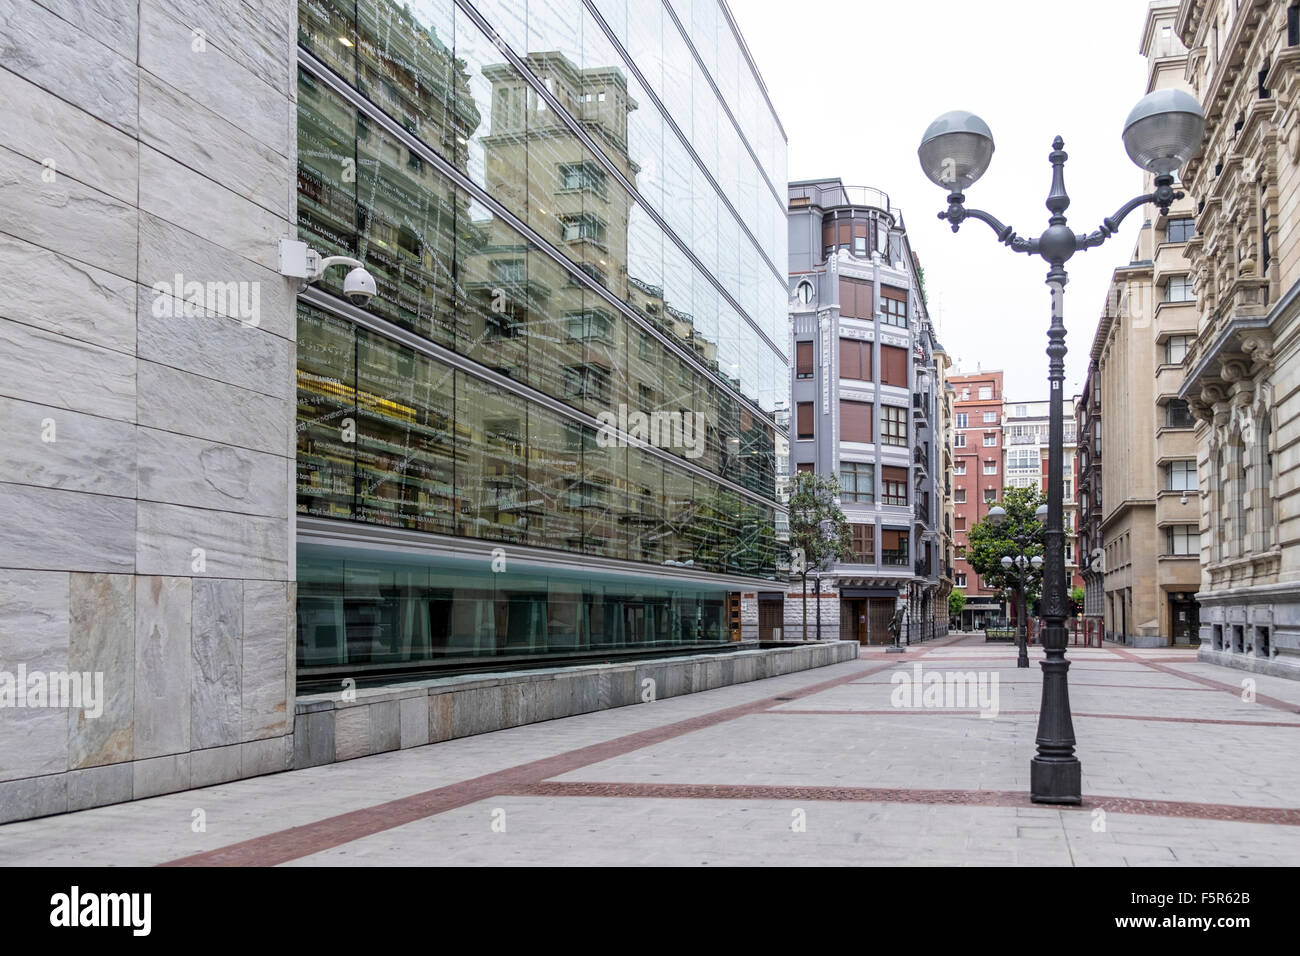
730, 0, 1159, 401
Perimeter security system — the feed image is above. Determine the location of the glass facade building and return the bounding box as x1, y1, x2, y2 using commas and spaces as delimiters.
294, 0, 788, 679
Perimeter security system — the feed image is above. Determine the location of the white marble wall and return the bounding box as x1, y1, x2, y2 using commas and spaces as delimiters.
0, 0, 297, 822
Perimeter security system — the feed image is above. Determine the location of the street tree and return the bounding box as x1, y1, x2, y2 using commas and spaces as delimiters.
787, 471, 853, 639
948, 588, 966, 625
967, 485, 1047, 617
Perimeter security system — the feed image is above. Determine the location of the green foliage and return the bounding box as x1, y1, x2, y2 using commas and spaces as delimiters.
1070, 585, 1086, 613
787, 471, 853, 576
967, 485, 1046, 601
948, 589, 966, 619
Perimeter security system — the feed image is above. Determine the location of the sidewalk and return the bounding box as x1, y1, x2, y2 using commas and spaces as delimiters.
2, 637, 1297, 866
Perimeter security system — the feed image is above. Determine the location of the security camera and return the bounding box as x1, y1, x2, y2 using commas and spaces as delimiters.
343, 266, 377, 307
278, 240, 379, 308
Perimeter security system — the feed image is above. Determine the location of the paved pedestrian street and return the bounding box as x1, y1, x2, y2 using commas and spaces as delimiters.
2, 635, 1297, 867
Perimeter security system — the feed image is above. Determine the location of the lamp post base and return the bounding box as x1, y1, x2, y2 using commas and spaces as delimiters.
1030, 756, 1082, 804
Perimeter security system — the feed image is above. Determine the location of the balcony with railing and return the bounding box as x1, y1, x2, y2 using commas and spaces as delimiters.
789, 181, 893, 215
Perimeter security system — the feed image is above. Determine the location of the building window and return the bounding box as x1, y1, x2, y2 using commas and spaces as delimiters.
1262, 415, 1275, 544
1164, 335, 1191, 365
795, 280, 813, 304
984, 488, 997, 503
797, 462, 814, 474
840, 277, 872, 319
1063, 479, 1071, 498
1014, 404, 1027, 417
841, 462, 875, 503
1290, 3, 1299, 46
840, 400, 873, 443
1165, 400, 1194, 429
983, 459, 997, 475
953, 460, 966, 474
881, 406, 907, 446
1164, 275, 1195, 302
796, 341, 814, 379
1166, 217, 1195, 243
492, 259, 526, 283
558, 161, 607, 194
954, 488, 967, 504
563, 364, 611, 402
880, 345, 909, 387
881, 466, 908, 506
983, 411, 998, 423
565, 309, 615, 345
955, 412, 968, 429
1168, 459, 1196, 491
850, 523, 875, 562
839, 338, 872, 381
983, 432, 997, 447
880, 287, 908, 327
881, 528, 909, 566
954, 433, 966, 448
797, 402, 814, 440
955, 572, 967, 587
1167, 525, 1200, 555
560, 214, 607, 244
955, 515, 966, 531
978, 386, 993, 400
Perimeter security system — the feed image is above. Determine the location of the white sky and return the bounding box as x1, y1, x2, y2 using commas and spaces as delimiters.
729, 0, 1159, 401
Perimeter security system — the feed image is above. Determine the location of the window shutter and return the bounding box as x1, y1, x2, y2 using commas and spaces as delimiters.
881, 345, 908, 387
796, 341, 813, 378
882, 465, 908, 485
797, 402, 814, 439
840, 400, 872, 443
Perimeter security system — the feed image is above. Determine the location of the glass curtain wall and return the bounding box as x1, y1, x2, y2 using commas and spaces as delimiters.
295, 0, 785, 677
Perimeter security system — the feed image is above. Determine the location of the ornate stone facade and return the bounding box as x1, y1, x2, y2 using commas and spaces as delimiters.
1175, 0, 1300, 676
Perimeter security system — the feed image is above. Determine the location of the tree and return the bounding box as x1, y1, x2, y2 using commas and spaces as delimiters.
948, 589, 966, 623
1069, 585, 1086, 615
967, 485, 1046, 612
787, 472, 853, 639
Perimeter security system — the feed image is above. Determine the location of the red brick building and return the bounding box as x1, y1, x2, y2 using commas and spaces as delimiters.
949, 370, 1005, 628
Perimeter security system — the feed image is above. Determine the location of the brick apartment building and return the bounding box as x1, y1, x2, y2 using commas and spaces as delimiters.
949, 370, 1005, 628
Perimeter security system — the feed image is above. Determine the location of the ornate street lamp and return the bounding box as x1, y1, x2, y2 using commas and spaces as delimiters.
917, 91, 1204, 804
991, 504, 1047, 668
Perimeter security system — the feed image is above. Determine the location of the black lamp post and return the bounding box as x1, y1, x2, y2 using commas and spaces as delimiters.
917, 89, 1205, 804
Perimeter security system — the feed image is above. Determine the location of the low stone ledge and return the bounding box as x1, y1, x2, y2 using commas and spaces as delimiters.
291, 641, 858, 768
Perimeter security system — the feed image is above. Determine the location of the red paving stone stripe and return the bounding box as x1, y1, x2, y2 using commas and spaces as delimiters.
161, 652, 940, 867
1109, 647, 1300, 714
761, 709, 1300, 727
850, 680, 1222, 692
505, 781, 1300, 826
